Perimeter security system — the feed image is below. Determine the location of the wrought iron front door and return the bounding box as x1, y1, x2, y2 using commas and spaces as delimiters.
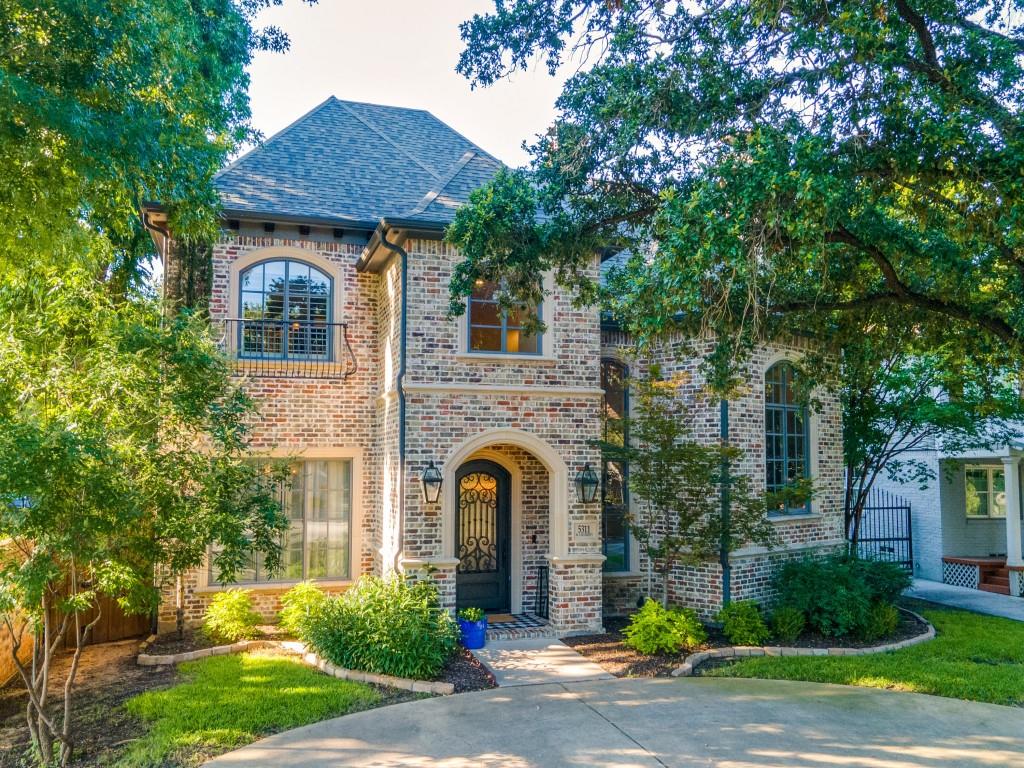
455, 460, 511, 612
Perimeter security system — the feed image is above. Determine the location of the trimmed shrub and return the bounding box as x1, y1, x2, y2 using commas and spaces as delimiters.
859, 602, 901, 642
304, 575, 458, 680
716, 600, 771, 646
278, 581, 329, 638
623, 599, 707, 655
771, 605, 806, 644
202, 589, 262, 644
775, 553, 909, 638
854, 558, 912, 604
777, 556, 869, 637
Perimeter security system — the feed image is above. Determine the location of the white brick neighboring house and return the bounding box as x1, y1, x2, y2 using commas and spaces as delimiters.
872, 436, 1024, 597
143, 97, 846, 634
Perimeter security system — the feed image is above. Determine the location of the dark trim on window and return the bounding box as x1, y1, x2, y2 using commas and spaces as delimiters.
765, 361, 810, 516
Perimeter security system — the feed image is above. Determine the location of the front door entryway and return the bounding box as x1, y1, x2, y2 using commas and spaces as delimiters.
455, 460, 511, 612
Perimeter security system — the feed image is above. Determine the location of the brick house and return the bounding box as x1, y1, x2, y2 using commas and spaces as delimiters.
144, 97, 845, 635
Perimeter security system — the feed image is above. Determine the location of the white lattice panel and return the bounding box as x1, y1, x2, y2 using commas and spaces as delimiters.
1017, 571, 1024, 596
942, 562, 979, 589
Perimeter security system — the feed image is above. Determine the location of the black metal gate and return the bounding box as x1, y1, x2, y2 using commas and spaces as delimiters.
850, 488, 913, 570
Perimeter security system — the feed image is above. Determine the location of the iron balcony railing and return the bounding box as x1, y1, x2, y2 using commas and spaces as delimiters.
221, 318, 358, 379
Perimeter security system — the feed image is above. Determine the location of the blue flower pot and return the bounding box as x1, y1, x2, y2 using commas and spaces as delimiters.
458, 616, 488, 649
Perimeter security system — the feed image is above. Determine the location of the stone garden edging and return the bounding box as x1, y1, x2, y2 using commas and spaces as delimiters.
671, 609, 936, 677
136, 637, 455, 695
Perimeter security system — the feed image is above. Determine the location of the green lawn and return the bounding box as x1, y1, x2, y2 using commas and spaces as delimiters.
704, 600, 1024, 706
118, 650, 381, 767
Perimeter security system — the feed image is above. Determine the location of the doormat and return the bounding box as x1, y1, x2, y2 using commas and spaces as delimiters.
488, 614, 516, 623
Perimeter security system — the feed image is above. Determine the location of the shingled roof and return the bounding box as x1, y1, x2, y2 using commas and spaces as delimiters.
215, 97, 505, 228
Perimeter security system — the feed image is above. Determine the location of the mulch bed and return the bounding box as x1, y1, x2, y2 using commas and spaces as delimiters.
440, 647, 497, 692
564, 611, 931, 679
143, 624, 292, 656
0, 639, 179, 768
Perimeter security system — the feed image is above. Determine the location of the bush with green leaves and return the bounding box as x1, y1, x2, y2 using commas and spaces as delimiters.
859, 602, 901, 642
457, 607, 485, 622
304, 575, 458, 680
202, 589, 262, 644
278, 582, 329, 638
716, 600, 771, 646
775, 554, 910, 638
771, 605, 806, 644
623, 598, 707, 655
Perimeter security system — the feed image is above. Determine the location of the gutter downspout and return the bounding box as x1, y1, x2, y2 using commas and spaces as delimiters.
719, 398, 732, 608
379, 227, 409, 573
141, 209, 175, 636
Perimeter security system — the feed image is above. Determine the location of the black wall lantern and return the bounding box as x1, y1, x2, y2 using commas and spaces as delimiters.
575, 463, 600, 504
421, 461, 443, 504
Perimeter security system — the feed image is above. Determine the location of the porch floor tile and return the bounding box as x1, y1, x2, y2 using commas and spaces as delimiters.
470, 638, 614, 687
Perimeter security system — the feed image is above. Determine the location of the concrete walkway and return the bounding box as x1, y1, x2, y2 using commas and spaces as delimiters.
205, 677, 1024, 767
908, 578, 1024, 621
470, 638, 613, 687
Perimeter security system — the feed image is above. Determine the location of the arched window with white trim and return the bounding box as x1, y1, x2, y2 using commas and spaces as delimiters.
765, 361, 810, 515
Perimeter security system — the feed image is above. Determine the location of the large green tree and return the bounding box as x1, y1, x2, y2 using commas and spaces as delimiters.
0, 0, 313, 286
448, 1, 1024, 366
0, 260, 289, 767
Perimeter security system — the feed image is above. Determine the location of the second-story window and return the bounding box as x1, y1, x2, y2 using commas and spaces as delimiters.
239, 259, 332, 360
468, 279, 542, 355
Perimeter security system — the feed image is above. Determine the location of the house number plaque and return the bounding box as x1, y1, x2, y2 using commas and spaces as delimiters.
574, 521, 599, 544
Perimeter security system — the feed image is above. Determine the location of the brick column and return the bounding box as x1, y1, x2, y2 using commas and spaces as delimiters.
547, 555, 604, 633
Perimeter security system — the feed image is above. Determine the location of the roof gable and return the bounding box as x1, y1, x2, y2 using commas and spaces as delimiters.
215, 97, 504, 227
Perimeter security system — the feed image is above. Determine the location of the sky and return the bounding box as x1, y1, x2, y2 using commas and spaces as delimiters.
246, 1, 573, 168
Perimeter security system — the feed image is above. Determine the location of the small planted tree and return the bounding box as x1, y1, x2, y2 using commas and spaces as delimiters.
600, 367, 785, 607
0, 265, 288, 767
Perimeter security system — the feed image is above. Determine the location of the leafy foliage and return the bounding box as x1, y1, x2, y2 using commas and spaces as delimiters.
277, 582, 329, 638
304, 576, 459, 680
600, 367, 783, 604
202, 589, 262, 644
776, 554, 911, 638
623, 598, 707, 655
717, 600, 771, 647
859, 602, 902, 642
0, 0, 317, 287
771, 606, 807, 645
0, 264, 288, 766
450, 1, 1024, 386
457, 607, 485, 622
825, 322, 1024, 543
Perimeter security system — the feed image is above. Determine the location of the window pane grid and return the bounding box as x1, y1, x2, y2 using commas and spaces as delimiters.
238, 259, 333, 361
965, 466, 1007, 518
468, 280, 543, 355
210, 459, 351, 585
601, 360, 630, 572
765, 363, 810, 516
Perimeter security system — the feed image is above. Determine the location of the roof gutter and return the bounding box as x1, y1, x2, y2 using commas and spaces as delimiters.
357, 217, 446, 273
378, 226, 410, 573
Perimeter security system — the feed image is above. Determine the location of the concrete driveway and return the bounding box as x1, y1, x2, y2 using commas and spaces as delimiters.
206, 677, 1024, 767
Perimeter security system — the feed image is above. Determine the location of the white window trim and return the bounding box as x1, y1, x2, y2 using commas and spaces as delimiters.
964, 464, 1007, 519
457, 271, 558, 362
197, 447, 364, 593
